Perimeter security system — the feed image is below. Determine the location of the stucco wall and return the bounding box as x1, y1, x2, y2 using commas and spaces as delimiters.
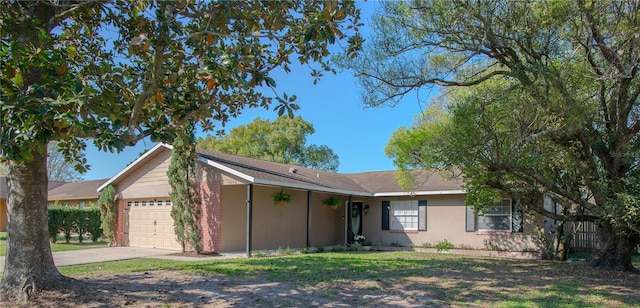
362, 195, 544, 252
220, 185, 346, 252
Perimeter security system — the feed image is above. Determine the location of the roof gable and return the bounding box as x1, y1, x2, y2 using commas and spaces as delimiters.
100, 143, 464, 196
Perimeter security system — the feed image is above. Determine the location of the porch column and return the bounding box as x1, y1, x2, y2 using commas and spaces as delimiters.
347, 195, 353, 244
246, 184, 253, 257
306, 190, 311, 248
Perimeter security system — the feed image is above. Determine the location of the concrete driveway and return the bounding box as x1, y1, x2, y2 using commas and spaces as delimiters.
0, 247, 178, 269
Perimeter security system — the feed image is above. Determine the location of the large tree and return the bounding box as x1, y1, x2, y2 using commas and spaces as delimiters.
0, 0, 360, 301
342, 0, 640, 271
197, 116, 340, 171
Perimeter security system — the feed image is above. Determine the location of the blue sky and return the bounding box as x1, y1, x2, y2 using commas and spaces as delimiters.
81, 1, 436, 180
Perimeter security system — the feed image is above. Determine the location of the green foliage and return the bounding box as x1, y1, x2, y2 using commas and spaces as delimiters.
349, 0, 640, 267
97, 185, 119, 245
322, 195, 342, 207
435, 239, 454, 252
196, 116, 340, 171
1, 2, 361, 167
272, 189, 292, 205
0, 0, 361, 292
47, 208, 64, 243
168, 122, 202, 253
47, 207, 102, 243
84, 205, 103, 242
252, 250, 268, 258
315, 246, 325, 253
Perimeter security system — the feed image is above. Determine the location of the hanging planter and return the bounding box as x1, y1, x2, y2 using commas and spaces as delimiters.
272, 189, 291, 206
322, 195, 342, 209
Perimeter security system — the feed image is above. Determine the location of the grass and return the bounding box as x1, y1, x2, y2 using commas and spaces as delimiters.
60, 251, 640, 307
0, 232, 108, 256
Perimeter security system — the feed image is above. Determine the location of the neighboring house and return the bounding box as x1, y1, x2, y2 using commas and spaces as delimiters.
99, 143, 544, 255
48, 178, 109, 208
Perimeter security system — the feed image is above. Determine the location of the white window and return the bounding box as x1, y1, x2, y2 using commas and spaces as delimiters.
79, 201, 86, 209
165, 200, 172, 206
141, 201, 147, 206
477, 199, 512, 231
149, 200, 155, 206
391, 200, 419, 231
134, 201, 139, 207
127, 201, 132, 207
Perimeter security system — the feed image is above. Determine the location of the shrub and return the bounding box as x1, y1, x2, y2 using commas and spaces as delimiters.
315, 246, 325, 253
47, 208, 64, 243
435, 239, 454, 252
252, 250, 267, 257
330, 245, 348, 252
98, 185, 118, 245
84, 206, 103, 242
47, 207, 103, 243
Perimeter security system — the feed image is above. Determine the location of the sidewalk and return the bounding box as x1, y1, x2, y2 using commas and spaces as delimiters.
0, 247, 246, 270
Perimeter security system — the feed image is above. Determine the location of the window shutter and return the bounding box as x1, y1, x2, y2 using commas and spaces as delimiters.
465, 206, 476, 232
418, 200, 427, 231
512, 199, 524, 233
381, 200, 390, 230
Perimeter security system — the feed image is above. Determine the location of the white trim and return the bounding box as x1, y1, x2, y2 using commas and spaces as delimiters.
97, 143, 171, 192
374, 190, 466, 197
196, 157, 255, 183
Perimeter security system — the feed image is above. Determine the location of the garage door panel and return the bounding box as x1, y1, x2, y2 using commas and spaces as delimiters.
127, 202, 181, 251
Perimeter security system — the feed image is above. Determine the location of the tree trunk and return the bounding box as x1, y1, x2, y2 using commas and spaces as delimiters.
587, 222, 638, 273
0, 146, 67, 302
552, 219, 569, 261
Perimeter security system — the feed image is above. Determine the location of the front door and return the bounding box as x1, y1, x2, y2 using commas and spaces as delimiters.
350, 202, 363, 243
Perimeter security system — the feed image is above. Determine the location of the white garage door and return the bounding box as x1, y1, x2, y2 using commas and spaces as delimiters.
126, 200, 181, 250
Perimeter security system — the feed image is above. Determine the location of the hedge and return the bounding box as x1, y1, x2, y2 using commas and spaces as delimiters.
48, 207, 103, 243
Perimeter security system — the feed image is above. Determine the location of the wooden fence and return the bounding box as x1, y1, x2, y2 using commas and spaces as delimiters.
569, 221, 640, 254
569, 221, 596, 252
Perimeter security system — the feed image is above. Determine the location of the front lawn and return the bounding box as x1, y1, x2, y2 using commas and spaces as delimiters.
61, 251, 640, 307
0, 232, 108, 256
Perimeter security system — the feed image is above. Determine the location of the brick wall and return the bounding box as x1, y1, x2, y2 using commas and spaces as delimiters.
115, 197, 125, 246
197, 180, 223, 253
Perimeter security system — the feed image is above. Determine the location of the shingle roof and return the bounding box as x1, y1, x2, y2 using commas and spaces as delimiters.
346, 170, 464, 194
197, 149, 370, 195
48, 178, 109, 200
100, 143, 464, 196
197, 149, 464, 196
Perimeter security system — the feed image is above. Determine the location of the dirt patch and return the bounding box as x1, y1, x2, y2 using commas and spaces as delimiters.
3, 252, 639, 307
167, 251, 221, 258
12, 271, 432, 307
